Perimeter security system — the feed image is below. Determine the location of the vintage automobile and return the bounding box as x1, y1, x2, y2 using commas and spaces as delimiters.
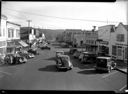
95, 56, 117, 73
73, 50, 82, 59
4, 53, 15, 65
56, 55, 73, 71
41, 45, 51, 50
78, 52, 89, 61
56, 50, 65, 58
15, 51, 27, 64
28, 48, 39, 55
69, 48, 77, 55
81, 52, 97, 64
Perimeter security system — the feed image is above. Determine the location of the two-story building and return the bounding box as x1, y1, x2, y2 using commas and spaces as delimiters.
110, 22, 128, 62
73, 30, 98, 53
6, 21, 21, 54
97, 25, 115, 56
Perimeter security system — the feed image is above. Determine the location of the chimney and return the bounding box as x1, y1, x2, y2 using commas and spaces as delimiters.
92, 26, 96, 31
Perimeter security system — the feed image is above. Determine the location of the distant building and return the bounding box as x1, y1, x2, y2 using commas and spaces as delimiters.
73, 30, 98, 53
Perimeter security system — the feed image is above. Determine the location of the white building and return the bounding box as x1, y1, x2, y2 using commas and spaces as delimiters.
0, 15, 8, 58
111, 23, 128, 62
6, 21, 20, 40
97, 25, 115, 56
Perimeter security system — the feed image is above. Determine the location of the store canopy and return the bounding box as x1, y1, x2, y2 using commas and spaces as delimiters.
19, 40, 29, 47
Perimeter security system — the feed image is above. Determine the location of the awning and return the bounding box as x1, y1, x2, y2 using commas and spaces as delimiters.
19, 40, 29, 47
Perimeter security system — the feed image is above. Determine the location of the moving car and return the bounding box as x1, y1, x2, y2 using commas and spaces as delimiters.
95, 56, 117, 73
56, 55, 73, 71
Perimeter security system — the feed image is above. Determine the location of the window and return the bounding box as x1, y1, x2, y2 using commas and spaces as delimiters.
125, 47, 127, 59
8, 28, 14, 38
116, 34, 124, 42
16, 29, 20, 37
117, 46, 122, 56
3, 28, 5, 36
112, 45, 117, 55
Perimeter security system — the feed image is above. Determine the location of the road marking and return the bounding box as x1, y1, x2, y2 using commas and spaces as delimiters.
102, 71, 118, 78
0, 71, 12, 76
119, 85, 127, 91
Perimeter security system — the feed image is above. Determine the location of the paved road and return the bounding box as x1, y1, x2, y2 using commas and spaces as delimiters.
0, 44, 127, 93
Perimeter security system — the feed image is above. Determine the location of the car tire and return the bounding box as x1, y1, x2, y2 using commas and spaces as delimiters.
108, 67, 111, 73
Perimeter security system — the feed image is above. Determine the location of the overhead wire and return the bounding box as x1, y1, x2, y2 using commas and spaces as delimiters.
2, 7, 123, 24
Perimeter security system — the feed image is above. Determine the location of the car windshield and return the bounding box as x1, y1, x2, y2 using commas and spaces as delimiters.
96, 58, 107, 68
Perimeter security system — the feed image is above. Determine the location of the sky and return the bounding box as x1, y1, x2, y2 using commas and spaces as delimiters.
2, 1, 128, 30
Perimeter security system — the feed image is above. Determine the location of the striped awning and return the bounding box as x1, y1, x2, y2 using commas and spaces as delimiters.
19, 40, 29, 47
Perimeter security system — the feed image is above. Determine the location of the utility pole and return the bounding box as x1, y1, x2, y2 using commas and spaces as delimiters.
26, 20, 32, 46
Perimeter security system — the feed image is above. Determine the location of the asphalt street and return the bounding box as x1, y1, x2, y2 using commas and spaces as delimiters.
0, 44, 127, 93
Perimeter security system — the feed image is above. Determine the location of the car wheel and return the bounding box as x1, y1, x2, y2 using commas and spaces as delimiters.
108, 67, 111, 73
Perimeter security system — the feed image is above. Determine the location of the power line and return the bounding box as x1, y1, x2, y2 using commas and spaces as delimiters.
3, 7, 123, 23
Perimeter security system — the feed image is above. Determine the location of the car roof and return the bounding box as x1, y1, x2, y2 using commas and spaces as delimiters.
97, 57, 111, 59
58, 55, 69, 58
56, 51, 64, 53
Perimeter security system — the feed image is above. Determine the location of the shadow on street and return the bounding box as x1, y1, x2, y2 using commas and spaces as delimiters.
77, 69, 104, 75
38, 65, 57, 72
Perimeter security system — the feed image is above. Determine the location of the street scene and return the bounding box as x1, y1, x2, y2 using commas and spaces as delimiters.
0, 1, 128, 93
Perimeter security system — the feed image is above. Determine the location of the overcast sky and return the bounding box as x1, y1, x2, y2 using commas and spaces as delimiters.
2, 1, 128, 30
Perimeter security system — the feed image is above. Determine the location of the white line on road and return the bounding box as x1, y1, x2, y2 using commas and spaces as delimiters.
102, 71, 118, 78
119, 85, 127, 91
0, 71, 12, 76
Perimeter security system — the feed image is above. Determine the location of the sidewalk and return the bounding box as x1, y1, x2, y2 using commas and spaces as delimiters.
115, 60, 127, 74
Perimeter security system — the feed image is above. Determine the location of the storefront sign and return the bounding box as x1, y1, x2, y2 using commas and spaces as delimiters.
115, 43, 128, 46
99, 41, 109, 45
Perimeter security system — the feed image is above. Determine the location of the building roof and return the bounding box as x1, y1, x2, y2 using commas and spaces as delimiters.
124, 25, 128, 31
7, 21, 21, 26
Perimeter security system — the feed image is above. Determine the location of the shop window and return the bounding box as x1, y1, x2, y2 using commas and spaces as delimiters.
7, 48, 14, 54
117, 46, 122, 56
16, 29, 20, 38
112, 45, 117, 55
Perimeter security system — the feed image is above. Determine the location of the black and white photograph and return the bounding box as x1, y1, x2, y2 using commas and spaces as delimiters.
0, 0, 127, 93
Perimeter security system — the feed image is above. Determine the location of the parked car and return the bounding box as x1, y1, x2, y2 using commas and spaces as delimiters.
41, 45, 51, 50
4, 54, 15, 65
69, 48, 77, 55
81, 53, 97, 64
15, 51, 27, 64
95, 56, 117, 73
28, 48, 39, 55
61, 43, 69, 48
78, 52, 89, 61
56, 55, 73, 71
56, 50, 64, 58
73, 50, 82, 59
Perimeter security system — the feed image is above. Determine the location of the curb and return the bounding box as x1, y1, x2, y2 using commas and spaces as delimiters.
115, 68, 127, 74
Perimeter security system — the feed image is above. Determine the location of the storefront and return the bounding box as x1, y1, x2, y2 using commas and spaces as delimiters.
112, 43, 128, 61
